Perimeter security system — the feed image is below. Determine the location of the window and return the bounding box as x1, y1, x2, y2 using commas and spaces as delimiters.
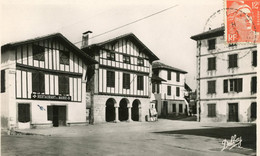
208, 39, 216, 50
167, 71, 171, 80
228, 54, 238, 68
107, 71, 115, 87
1, 70, 5, 93
60, 51, 69, 65
18, 104, 30, 123
251, 76, 257, 94
137, 58, 144, 66
179, 104, 183, 113
207, 80, 216, 94
223, 78, 243, 93
167, 86, 171, 95
123, 55, 130, 64
33, 44, 45, 61
137, 75, 144, 90
208, 104, 216, 117
152, 83, 155, 93
59, 76, 69, 94
252, 51, 257, 67
172, 104, 176, 112
123, 73, 130, 89
32, 72, 45, 93
228, 43, 237, 47
208, 57, 216, 70
176, 72, 180, 82
47, 106, 53, 121
107, 52, 115, 61
176, 87, 180, 97
251, 102, 257, 118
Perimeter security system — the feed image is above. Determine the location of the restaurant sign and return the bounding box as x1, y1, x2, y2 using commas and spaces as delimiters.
31, 93, 71, 101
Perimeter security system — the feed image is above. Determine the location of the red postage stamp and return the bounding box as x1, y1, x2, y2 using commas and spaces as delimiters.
226, 0, 260, 43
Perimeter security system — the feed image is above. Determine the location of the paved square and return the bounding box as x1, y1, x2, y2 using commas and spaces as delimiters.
1, 120, 256, 156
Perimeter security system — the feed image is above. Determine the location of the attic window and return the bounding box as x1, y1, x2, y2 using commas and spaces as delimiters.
33, 44, 45, 61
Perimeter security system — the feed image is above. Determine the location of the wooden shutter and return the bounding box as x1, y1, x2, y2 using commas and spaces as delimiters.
123, 73, 130, 89
107, 71, 115, 87
18, 104, 30, 123
237, 78, 243, 92
252, 51, 257, 67
32, 72, 40, 92
47, 106, 53, 121
251, 77, 257, 93
224, 80, 228, 93
167, 86, 171, 95
39, 72, 45, 93
137, 76, 143, 90
1, 70, 5, 93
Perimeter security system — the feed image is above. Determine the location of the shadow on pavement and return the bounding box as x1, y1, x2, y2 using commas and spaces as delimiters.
154, 125, 256, 150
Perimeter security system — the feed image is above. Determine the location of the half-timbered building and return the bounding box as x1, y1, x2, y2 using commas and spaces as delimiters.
1, 33, 97, 129
82, 33, 159, 123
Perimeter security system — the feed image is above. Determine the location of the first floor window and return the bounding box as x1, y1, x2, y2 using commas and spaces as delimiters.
223, 78, 243, 93
207, 80, 216, 94
208, 57, 216, 70
208, 104, 216, 117
179, 104, 183, 113
107, 52, 115, 61
107, 71, 115, 87
137, 75, 144, 90
123, 73, 130, 89
32, 71, 45, 93
176, 87, 180, 97
167, 86, 171, 95
18, 104, 30, 123
251, 76, 257, 94
137, 58, 144, 66
123, 55, 131, 64
59, 76, 69, 94
251, 102, 257, 118
1, 70, 5, 93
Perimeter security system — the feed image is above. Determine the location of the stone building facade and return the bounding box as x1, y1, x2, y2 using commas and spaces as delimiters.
1, 33, 97, 129
191, 27, 257, 122
82, 33, 159, 123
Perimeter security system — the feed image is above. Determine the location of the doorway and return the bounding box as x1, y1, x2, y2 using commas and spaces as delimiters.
228, 103, 238, 122
52, 106, 67, 127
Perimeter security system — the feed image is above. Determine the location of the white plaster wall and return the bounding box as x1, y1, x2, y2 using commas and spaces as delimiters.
200, 99, 256, 122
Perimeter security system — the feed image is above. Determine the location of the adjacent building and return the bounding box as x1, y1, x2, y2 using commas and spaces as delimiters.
1, 33, 97, 129
151, 61, 188, 117
191, 26, 257, 122
82, 33, 159, 123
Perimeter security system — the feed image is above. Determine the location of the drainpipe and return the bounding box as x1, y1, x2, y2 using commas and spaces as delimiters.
197, 40, 201, 122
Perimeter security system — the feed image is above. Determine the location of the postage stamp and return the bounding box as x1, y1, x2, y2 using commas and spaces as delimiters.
225, 0, 260, 43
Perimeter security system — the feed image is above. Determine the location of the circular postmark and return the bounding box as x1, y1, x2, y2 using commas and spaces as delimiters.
203, 7, 257, 61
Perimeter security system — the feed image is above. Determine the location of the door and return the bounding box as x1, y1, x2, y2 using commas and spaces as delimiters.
228, 103, 238, 122
162, 101, 168, 117
53, 106, 66, 127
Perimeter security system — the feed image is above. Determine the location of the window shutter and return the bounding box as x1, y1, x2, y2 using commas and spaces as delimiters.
237, 78, 243, 92
167, 86, 171, 95
251, 77, 257, 93
224, 80, 228, 93
39, 72, 45, 93
47, 106, 53, 121
252, 51, 257, 67
32, 72, 40, 92
1, 70, 5, 93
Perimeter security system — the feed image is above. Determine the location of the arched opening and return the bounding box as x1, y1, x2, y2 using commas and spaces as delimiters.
106, 98, 116, 122
132, 99, 141, 121
119, 98, 129, 121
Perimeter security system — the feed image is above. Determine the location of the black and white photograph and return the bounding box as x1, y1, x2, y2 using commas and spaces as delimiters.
1, 0, 258, 155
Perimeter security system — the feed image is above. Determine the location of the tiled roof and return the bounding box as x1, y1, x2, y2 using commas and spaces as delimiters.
82, 33, 159, 61
152, 62, 187, 74
2, 33, 98, 65
190, 26, 224, 40
151, 74, 166, 82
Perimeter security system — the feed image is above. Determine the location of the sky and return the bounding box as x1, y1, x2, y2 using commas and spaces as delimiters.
1, 0, 224, 90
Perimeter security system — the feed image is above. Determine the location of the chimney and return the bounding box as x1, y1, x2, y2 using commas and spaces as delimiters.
82, 31, 93, 48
